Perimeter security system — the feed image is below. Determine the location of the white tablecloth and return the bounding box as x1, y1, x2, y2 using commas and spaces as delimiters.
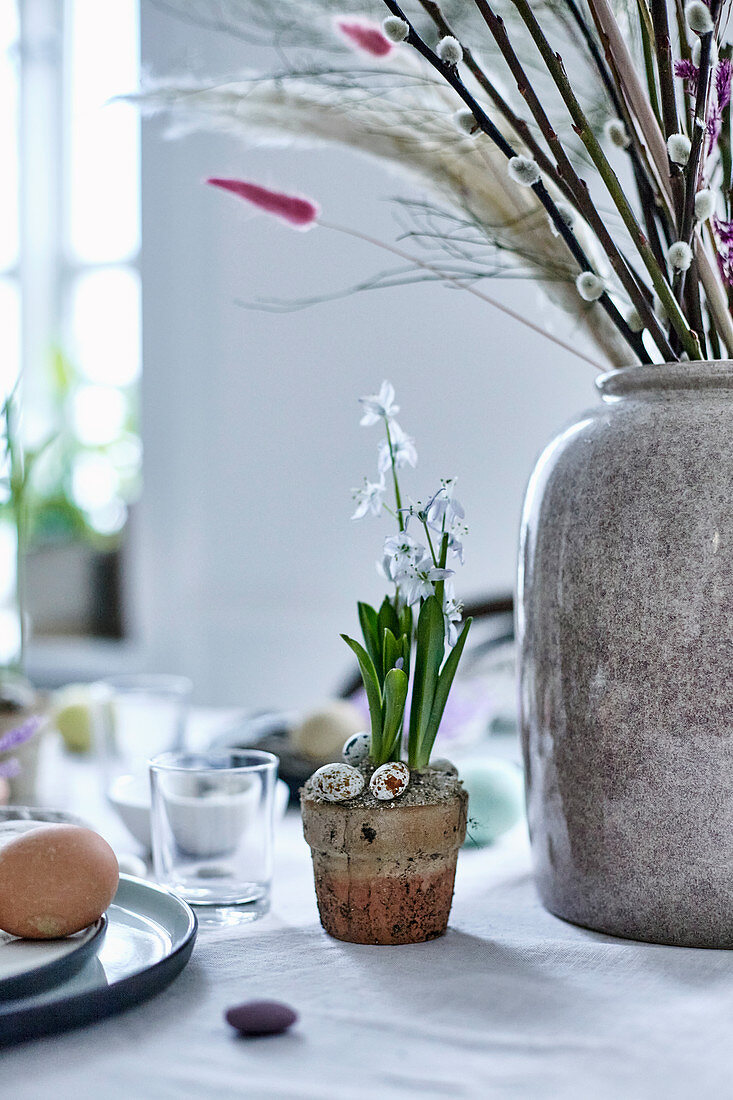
4, 734, 733, 1099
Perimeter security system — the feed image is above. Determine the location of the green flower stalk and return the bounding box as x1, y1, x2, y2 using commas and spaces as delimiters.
343, 383, 471, 770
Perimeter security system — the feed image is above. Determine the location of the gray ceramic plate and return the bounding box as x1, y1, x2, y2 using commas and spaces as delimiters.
0, 917, 107, 1000
0, 875, 197, 1044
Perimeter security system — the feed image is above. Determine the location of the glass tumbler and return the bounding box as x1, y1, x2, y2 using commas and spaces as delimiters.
94, 673, 191, 782
149, 749, 278, 926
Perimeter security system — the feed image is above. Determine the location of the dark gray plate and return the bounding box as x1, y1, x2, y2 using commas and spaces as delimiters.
0, 916, 107, 1000
0, 875, 197, 1045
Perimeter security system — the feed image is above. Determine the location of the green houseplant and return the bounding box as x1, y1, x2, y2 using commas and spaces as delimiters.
299, 382, 471, 944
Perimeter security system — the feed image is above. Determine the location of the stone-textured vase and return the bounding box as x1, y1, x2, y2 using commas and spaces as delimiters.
518, 361, 733, 947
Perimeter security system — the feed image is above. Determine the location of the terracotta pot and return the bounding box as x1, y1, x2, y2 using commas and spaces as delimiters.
0, 675, 45, 805
302, 774, 467, 945
518, 361, 733, 947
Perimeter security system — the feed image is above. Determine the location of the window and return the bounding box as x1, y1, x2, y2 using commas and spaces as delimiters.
0, 0, 141, 654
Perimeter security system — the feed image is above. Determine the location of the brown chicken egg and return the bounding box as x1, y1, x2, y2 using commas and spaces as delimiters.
0, 824, 119, 939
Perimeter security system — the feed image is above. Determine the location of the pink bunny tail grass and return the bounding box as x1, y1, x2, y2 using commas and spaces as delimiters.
207, 179, 320, 229
336, 19, 392, 57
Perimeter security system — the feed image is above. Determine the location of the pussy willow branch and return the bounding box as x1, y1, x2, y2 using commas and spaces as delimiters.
473, 0, 670, 359
677, 8, 722, 297
378, 0, 647, 361
587, 0, 673, 204
415, 0, 579, 209
509, 0, 702, 360
637, 0, 664, 127
651, 0, 685, 222
560, 0, 672, 272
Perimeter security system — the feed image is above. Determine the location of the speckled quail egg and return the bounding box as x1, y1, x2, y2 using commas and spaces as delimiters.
342, 731, 371, 766
312, 762, 365, 802
369, 761, 410, 801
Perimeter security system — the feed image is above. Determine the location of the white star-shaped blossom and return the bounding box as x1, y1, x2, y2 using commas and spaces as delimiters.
427, 478, 465, 531
442, 580, 464, 646
359, 381, 399, 426
383, 532, 425, 578
351, 474, 387, 520
378, 421, 418, 474
393, 553, 453, 606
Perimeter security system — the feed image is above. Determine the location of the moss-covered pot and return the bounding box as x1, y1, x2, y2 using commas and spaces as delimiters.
301, 768, 467, 945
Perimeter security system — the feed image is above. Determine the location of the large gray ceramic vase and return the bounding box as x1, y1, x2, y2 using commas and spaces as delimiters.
518, 361, 733, 947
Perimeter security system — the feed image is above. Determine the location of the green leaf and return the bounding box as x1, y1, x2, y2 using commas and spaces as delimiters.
378, 596, 400, 646
382, 627, 402, 681
341, 634, 383, 756
379, 667, 408, 765
357, 602, 381, 681
416, 618, 473, 768
407, 596, 445, 768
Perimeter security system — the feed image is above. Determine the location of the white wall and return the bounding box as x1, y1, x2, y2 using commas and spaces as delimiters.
135, 4, 598, 708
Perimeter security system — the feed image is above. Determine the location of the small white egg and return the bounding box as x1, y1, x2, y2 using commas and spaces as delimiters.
312, 763, 365, 802
342, 731, 371, 766
370, 761, 410, 801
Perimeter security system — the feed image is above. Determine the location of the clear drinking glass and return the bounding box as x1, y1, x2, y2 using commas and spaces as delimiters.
149, 749, 278, 927
94, 674, 192, 783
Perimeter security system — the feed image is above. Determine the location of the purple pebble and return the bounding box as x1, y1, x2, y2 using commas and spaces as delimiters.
225, 1000, 298, 1037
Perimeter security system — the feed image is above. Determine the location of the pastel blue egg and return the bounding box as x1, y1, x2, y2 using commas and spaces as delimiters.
342, 731, 371, 765
459, 758, 524, 847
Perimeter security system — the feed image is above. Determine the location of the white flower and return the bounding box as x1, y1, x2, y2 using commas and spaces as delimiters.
454, 108, 477, 135
667, 240, 693, 271
442, 582, 464, 646
576, 272, 606, 301
437, 36, 463, 65
626, 306, 644, 333
694, 188, 716, 221
359, 380, 399, 426
378, 421, 417, 474
351, 474, 386, 519
382, 16, 409, 42
447, 531, 464, 564
383, 532, 425, 578
667, 133, 692, 165
686, 1, 714, 35
427, 478, 465, 532
507, 155, 541, 187
653, 293, 668, 322
604, 118, 630, 149
394, 554, 454, 606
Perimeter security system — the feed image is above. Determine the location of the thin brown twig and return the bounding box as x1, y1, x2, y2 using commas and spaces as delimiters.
378, 0, 648, 361
472, 0, 670, 360
416, 0, 579, 209
509, 0, 702, 358
650, 0, 685, 225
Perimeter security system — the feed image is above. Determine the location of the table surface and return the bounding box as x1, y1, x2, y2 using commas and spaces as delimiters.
3, 722, 733, 1100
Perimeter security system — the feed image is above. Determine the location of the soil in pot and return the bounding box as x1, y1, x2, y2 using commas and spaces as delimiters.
301, 765, 468, 945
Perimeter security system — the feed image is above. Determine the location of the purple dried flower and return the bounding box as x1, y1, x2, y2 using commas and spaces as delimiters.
675, 58, 699, 88
0, 715, 42, 755
0, 758, 21, 780
716, 59, 732, 110
714, 217, 733, 287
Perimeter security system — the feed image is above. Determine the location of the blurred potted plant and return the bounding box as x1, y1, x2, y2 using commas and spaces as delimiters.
0, 386, 47, 801
301, 382, 471, 945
